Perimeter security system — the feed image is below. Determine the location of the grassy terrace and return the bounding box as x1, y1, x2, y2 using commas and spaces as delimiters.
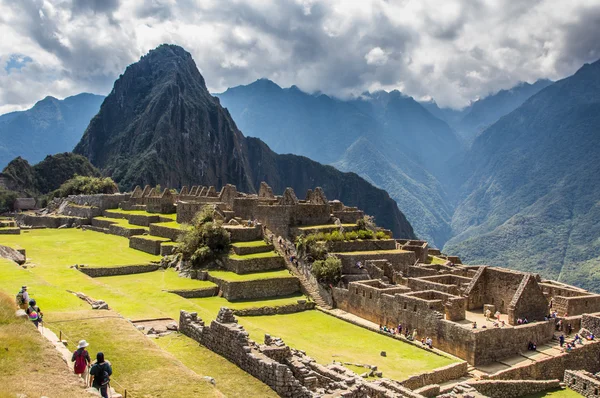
429, 255, 448, 265
240, 311, 457, 381
296, 223, 357, 230
526, 389, 583, 398
151, 220, 184, 229
208, 269, 293, 282
134, 235, 171, 242
337, 249, 410, 255
0, 228, 459, 394
105, 208, 177, 220
231, 240, 269, 248
229, 251, 280, 260
93, 216, 149, 230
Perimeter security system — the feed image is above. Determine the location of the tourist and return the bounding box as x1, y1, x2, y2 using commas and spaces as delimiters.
89, 352, 113, 398
556, 319, 562, 331
568, 323, 573, 335
485, 308, 491, 321
588, 333, 595, 341
26, 299, 43, 329
517, 318, 523, 325
15, 285, 29, 310
495, 311, 501, 321
559, 334, 565, 347
421, 337, 426, 345
492, 321, 499, 327
398, 323, 402, 334
426, 337, 433, 349
501, 321, 506, 327
523, 317, 529, 324
72, 340, 91, 381
412, 329, 418, 341
527, 341, 537, 351
472, 321, 477, 329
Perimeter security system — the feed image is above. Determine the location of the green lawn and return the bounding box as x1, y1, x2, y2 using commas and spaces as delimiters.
133, 235, 171, 242
208, 269, 294, 282
93, 216, 149, 231
229, 251, 280, 260
428, 255, 448, 265
231, 240, 269, 248
151, 220, 184, 229
239, 311, 458, 381
525, 388, 583, 398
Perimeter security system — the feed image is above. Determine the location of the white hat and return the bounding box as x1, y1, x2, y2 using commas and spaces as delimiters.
77, 340, 89, 349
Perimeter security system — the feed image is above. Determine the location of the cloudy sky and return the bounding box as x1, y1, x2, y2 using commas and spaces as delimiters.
1, 0, 599, 114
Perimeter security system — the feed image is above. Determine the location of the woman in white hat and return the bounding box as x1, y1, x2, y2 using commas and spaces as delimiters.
72, 340, 91, 380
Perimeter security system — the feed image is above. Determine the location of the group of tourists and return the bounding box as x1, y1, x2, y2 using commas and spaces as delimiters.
378, 324, 421, 343
16, 286, 43, 328
16, 286, 113, 398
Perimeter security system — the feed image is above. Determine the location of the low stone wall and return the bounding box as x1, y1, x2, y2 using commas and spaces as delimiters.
129, 236, 168, 255
208, 275, 300, 300
67, 193, 129, 211
582, 314, 600, 335
224, 225, 262, 242
83, 225, 108, 234
336, 251, 416, 275
108, 224, 146, 238
326, 239, 397, 253
232, 243, 273, 256
91, 218, 116, 229
128, 214, 161, 227
149, 223, 183, 241
62, 203, 102, 219
232, 301, 316, 316
466, 380, 561, 398
224, 256, 285, 274
16, 213, 88, 228
489, 339, 600, 380
0, 227, 20, 234
102, 210, 128, 219
78, 264, 159, 277
160, 244, 177, 256
565, 369, 600, 397
400, 361, 468, 390
167, 286, 218, 298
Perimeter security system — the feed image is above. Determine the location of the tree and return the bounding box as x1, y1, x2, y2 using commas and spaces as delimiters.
176, 205, 231, 268
311, 255, 342, 285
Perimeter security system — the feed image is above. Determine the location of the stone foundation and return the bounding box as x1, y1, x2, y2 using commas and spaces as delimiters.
78, 264, 159, 277
167, 287, 218, 298
224, 255, 285, 274
565, 370, 600, 397
207, 275, 300, 301
129, 236, 170, 255
231, 301, 316, 316
465, 380, 561, 398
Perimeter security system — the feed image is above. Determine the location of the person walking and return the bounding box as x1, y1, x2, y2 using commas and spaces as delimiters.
26, 299, 43, 329
72, 340, 91, 381
15, 286, 29, 310
89, 352, 112, 398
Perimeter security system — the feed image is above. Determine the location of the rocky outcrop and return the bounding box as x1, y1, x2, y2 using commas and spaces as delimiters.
0, 245, 25, 265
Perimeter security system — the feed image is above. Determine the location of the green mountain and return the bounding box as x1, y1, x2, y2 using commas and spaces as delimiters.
444, 60, 600, 291
218, 82, 462, 247
73, 44, 415, 238
0, 93, 104, 168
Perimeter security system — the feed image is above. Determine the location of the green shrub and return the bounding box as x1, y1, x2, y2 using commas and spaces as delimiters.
176, 205, 231, 268
307, 241, 328, 261
345, 231, 358, 241
0, 189, 18, 213
330, 230, 344, 241
375, 231, 391, 240
311, 255, 342, 285
357, 229, 374, 240
50, 176, 118, 198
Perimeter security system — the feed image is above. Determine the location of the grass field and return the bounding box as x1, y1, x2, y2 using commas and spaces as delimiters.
239, 310, 457, 381
229, 251, 280, 260
0, 228, 459, 394
525, 388, 583, 398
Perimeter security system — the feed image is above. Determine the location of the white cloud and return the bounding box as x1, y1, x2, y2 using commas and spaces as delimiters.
365, 47, 388, 66
0, 0, 599, 113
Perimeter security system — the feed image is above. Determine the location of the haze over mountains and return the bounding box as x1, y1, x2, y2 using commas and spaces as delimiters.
1, 44, 599, 289
0, 93, 104, 169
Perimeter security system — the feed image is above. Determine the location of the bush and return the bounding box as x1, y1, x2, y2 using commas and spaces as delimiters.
345, 231, 358, 241
357, 229, 374, 240
307, 241, 328, 261
176, 205, 231, 268
329, 230, 344, 241
50, 176, 118, 198
375, 231, 391, 239
311, 255, 342, 285
0, 189, 18, 213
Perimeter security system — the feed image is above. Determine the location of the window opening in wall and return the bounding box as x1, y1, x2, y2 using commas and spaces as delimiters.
369, 292, 372, 299
586, 301, 589, 307
572, 379, 576, 385
404, 303, 407, 310
594, 388, 597, 395
584, 383, 587, 391
413, 305, 417, 312
362, 290, 365, 297
356, 288, 359, 294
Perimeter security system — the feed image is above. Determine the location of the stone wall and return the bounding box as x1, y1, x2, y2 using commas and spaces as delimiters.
208, 275, 300, 301
0, 227, 20, 234
554, 295, 600, 317
149, 223, 183, 241
336, 251, 416, 275
167, 286, 218, 298
224, 225, 262, 242
232, 243, 273, 256
465, 380, 561, 398
128, 213, 161, 226
129, 236, 167, 255
508, 274, 551, 325
399, 361, 468, 390
78, 264, 159, 277
179, 310, 313, 398
489, 339, 600, 380
565, 370, 600, 398
332, 209, 363, 224
16, 213, 88, 228
108, 224, 146, 238
224, 256, 285, 274
62, 203, 102, 219
582, 314, 600, 335
231, 301, 316, 316
67, 193, 129, 210
464, 267, 525, 313
177, 200, 223, 223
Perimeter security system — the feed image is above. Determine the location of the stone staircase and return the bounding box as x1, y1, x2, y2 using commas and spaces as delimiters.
272, 234, 332, 309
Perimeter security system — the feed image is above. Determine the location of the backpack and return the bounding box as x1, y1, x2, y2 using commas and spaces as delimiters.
16, 291, 24, 305
93, 363, 110, 386
74, 350, 88, 374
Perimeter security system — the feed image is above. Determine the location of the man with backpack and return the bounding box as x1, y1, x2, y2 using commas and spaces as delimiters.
15, 286, 29, 309
72, 340, 91, 381
89, 352, 112, 398
26, 299, 42, 328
